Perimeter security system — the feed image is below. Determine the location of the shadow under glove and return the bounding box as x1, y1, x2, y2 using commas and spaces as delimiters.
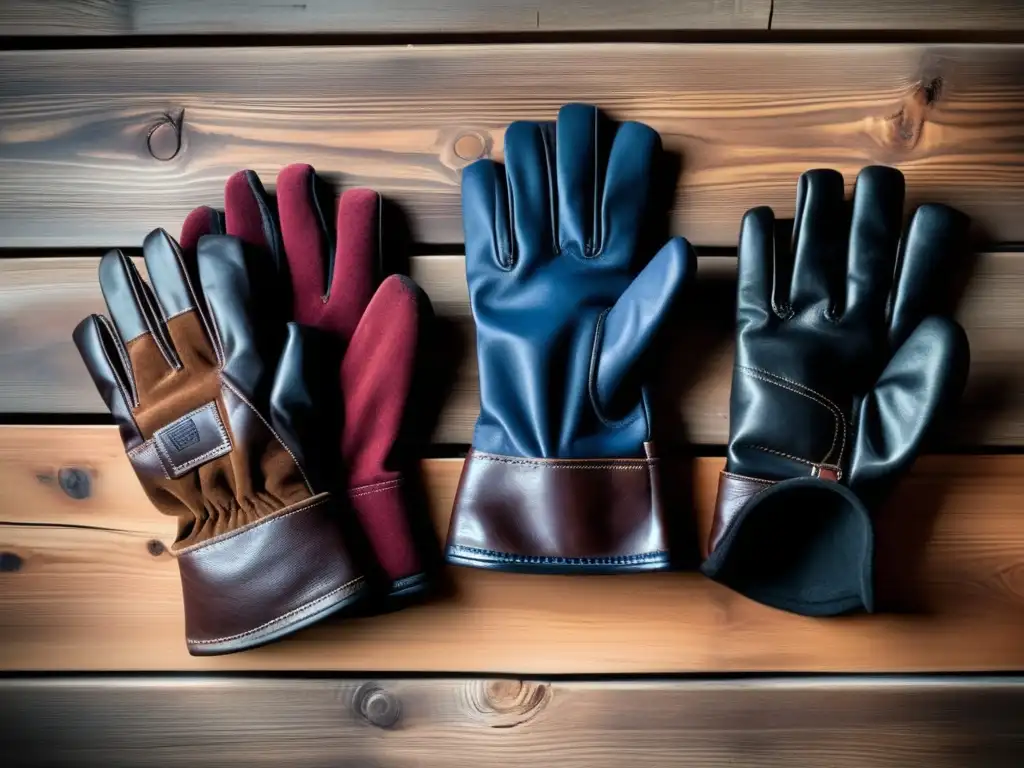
446, 103, 696, 573
701, 166, 970, 616
73, 231, 369, 654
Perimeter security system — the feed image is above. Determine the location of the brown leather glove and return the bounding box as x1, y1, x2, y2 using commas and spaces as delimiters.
73, 229, 369, 655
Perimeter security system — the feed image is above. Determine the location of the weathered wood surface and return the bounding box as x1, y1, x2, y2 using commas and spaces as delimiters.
2, 677, 1023, 768
0, 252, 1017, 447
773, 0, 1024, 30
2, 44, 1024, 248
0, 0, 771, 36
2, 425, 1024, 673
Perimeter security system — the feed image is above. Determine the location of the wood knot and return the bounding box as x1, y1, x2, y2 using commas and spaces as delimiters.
146, 540, 166, 557
439, 128, 492, 173
57, 468, 91, 500
354, 683, 401, 728
0, 552, 23, 573
884, 77, 943, 153
147, 109, 185, 161
465, 680, 551, 728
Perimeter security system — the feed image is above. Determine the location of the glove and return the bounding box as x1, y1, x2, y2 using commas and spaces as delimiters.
73, 230, 369, 655
445, 103, 696, 573
701, 165, 970, 616
181, 165, 433, 599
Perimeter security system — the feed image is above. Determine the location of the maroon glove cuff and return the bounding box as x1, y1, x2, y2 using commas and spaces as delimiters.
176, 492, 369, 655
349, 477, 427, 597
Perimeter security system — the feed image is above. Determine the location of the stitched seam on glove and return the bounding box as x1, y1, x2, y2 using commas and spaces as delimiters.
349, 478, 403, 498
448, 544, 667, 566
737, 364, 847, 466
152, 401, 232, 477
471, 451, 653, 469
126, 440, 168, 479
174, 494, 329, 556
187, 575, 365, 646
220, 378, 313, 494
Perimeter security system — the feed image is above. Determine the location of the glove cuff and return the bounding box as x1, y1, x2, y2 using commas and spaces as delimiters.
176, 492, 369, 655
701, 473, 875, 617
445, 444, 670, 573
349, 476, 430, 599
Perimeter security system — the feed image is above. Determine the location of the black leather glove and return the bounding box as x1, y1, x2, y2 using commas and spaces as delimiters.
701, 166, 970, 616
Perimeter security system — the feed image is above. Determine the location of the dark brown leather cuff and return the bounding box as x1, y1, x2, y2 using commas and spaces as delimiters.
445, 444, 670, 573
176, 492, 368, 655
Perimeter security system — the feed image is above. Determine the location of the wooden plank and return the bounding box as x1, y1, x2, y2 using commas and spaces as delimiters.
2, 677, 1023, 768
2, 425, 1024, 673
0, 1, 771, 36
2, 44, 1024, 248
0, 252, 1020, 448
773, 1, 1024, 30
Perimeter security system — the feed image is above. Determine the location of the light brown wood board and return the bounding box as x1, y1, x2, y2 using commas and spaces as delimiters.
2, 44, 1024, 248
2, 425, 1024, 673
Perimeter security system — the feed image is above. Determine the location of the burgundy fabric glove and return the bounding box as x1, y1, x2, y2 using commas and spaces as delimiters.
181, 164, 432, 599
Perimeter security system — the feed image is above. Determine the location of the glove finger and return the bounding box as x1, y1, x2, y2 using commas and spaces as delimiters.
888, 203, 969, 349
323, 186, 380, 340
179, 206, 225, 257
594, 236, 695, 412
462, 158, 513, 280
556, 103, 604, 256
142, 228, 218, 370
789, 168, 847, 312
340, 274, 426, 477
850, 316, 969, 499
72, 314, 141, 447
599, 119, 658, 267
197, 235, 268, 392
276, 164, 335, 324
224, 170, 283, 258
843, 166, 905, 329
504, 119, 557, 268
736, 206, 779, 334
98, 247, 180, 395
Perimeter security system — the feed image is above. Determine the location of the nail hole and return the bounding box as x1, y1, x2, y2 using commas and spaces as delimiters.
147, 540, 166, 557
0, 553, 23, 573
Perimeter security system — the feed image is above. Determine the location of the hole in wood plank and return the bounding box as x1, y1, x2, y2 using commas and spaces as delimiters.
146, 540, 166, 557
440, 128, 492, 172
0, 552, 23, 573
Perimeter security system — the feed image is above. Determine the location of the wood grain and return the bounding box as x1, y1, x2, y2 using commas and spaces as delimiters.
773, 0, 1024, 30
3, 677, 1023, 768
0, 1, 770, 36
1, 252, 1019, 448
2, 44, 1024, 247
3, 425, 1024, 673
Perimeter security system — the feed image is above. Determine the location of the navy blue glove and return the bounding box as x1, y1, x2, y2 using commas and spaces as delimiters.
445, 104, 696, 573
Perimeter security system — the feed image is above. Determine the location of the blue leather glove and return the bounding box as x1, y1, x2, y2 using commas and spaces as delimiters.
445, 104, 696, 573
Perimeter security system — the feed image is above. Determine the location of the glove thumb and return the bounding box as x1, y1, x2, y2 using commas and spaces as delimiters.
594, 236, 695, 412
850, 316, 969, 502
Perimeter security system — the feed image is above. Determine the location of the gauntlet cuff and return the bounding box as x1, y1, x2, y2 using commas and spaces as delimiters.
445, 444, 669, 573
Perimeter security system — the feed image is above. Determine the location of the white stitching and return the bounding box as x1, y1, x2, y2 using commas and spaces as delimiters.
737, 365, 847, 467
220, 378, 313, 495
471, 450, 652, 470
721, 470, 774, 486
187, 576, 365, 646
349, 478, 402, 498
126, 440, 169, 479
153, 401, 232, 477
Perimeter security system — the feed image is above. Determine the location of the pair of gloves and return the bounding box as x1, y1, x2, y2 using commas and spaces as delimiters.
446, 104, 970, 617
75, 166, 431, 655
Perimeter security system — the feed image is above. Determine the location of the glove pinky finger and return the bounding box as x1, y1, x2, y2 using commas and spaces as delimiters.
73, 314, 142, 449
